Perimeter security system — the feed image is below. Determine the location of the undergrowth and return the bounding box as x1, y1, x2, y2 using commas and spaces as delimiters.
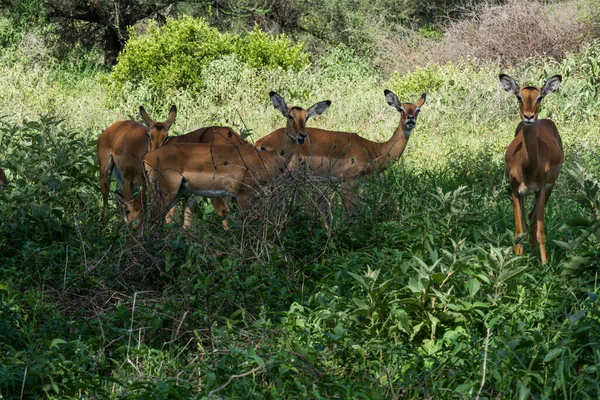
1, 3, 600, 398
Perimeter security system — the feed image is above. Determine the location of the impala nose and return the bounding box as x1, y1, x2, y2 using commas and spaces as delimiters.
297, 135, 306, 145
523, 114, 535, 124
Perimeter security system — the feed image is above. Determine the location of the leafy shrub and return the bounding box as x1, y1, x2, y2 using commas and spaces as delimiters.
108, 16, 309, 98
319, 44, 375, 82
0, 115, 98, 252
0, 0, 45, 49
233, 26, 309, 71
558, 164, 600, 275
389, 63, 446, 97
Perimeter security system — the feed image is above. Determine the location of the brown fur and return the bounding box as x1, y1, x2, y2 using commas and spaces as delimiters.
97, 106, 176, 224
138, 93, 331, 230
255, 90, 426, 211
164, 126, 247, 228
500, 74, 564, 264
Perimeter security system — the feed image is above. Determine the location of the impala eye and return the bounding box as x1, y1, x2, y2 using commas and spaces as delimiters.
536, 96, 544, 103
288, 114, 294, 120
516, 95, 523, 103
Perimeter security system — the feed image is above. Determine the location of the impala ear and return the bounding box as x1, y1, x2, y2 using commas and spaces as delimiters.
165, 105, 177, 128
541, 75, 562, 96
270, 91, 289, 118
499, 74, 519, 95
139, 106, 153, 126
416, 93, 426, 108
306, 100, 331, 118
384, 89, 403, 113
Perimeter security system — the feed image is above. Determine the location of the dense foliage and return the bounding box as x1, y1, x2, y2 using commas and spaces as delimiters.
1, 1, 600, 398
107, 16, 309, 99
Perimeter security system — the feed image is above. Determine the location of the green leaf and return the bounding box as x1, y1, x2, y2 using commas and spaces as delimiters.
50, 338, 67, 348
499, 265, 527, 283
408, 277, 424, 294
466, 278, 481, 297
543, 347, 563, 363
553, 240, 573, 251
352, 298, 368, 310
348, 271, 368, 291
431, 273, 445, 284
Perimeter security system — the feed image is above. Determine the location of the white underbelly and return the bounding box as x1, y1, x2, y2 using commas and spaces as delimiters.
518, 182, 553, 196
184, 186, 233, 199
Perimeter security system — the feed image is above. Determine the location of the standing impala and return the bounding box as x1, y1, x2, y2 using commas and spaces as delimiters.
97, 105, 177, 224
0, 167, 8, 190
140, 92, 331, 230
255, 90, 425, 211
163, 125, 247, 228
500, 74, 563, 264
115, 125, 248, 228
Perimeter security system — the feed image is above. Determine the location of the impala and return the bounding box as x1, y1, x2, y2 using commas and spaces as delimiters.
500, 74, 563, 264
115, 125, 248, 227
97, 105, 177, 224
0, 167, 8, 190
255, 90, 425, 211
164, 125, 247, 228
140, 92, 331, 230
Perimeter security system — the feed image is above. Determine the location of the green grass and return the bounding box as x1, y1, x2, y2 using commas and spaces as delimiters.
0, 34, 600, 399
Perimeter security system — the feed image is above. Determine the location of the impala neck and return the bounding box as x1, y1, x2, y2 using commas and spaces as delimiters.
378, 124, 411, 170
520, 123, 539, 171
277, 131, 300, 167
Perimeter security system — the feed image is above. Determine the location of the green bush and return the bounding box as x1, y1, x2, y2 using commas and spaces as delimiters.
0, 115, 98, 252
108, 16, 309, 98
389, 63, 447, 97
233, 26, 309, 71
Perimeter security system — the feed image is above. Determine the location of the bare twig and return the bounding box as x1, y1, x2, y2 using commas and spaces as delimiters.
206, 365, 265, 398
475, 327, 492, 400
20, 366, 27, 400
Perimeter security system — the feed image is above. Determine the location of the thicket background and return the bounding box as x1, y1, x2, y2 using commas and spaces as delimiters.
1, 0, 600, 398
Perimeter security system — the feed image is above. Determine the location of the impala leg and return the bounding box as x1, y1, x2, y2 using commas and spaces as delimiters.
99, 155, 113, 225
150, 169, 181, 223
100, 172, 110, 224
211, 197, 231, 231
183, 196, 197, 230
165, 206, 176, 224
535, 187, 548, 264
528, 186, 553, 250
123, 177, 133, 205
512, 191, 525, 256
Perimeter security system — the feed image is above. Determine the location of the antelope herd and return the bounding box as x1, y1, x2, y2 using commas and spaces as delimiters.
0, 75, 565, 264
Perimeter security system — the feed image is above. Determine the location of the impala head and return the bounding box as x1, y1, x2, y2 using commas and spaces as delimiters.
115, 190, 143, 224
140, 105, 177, 151
0, 167, 8, 190
270, 91, 331, 145
499, 74, 562, 125
384, 90, 426, 133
